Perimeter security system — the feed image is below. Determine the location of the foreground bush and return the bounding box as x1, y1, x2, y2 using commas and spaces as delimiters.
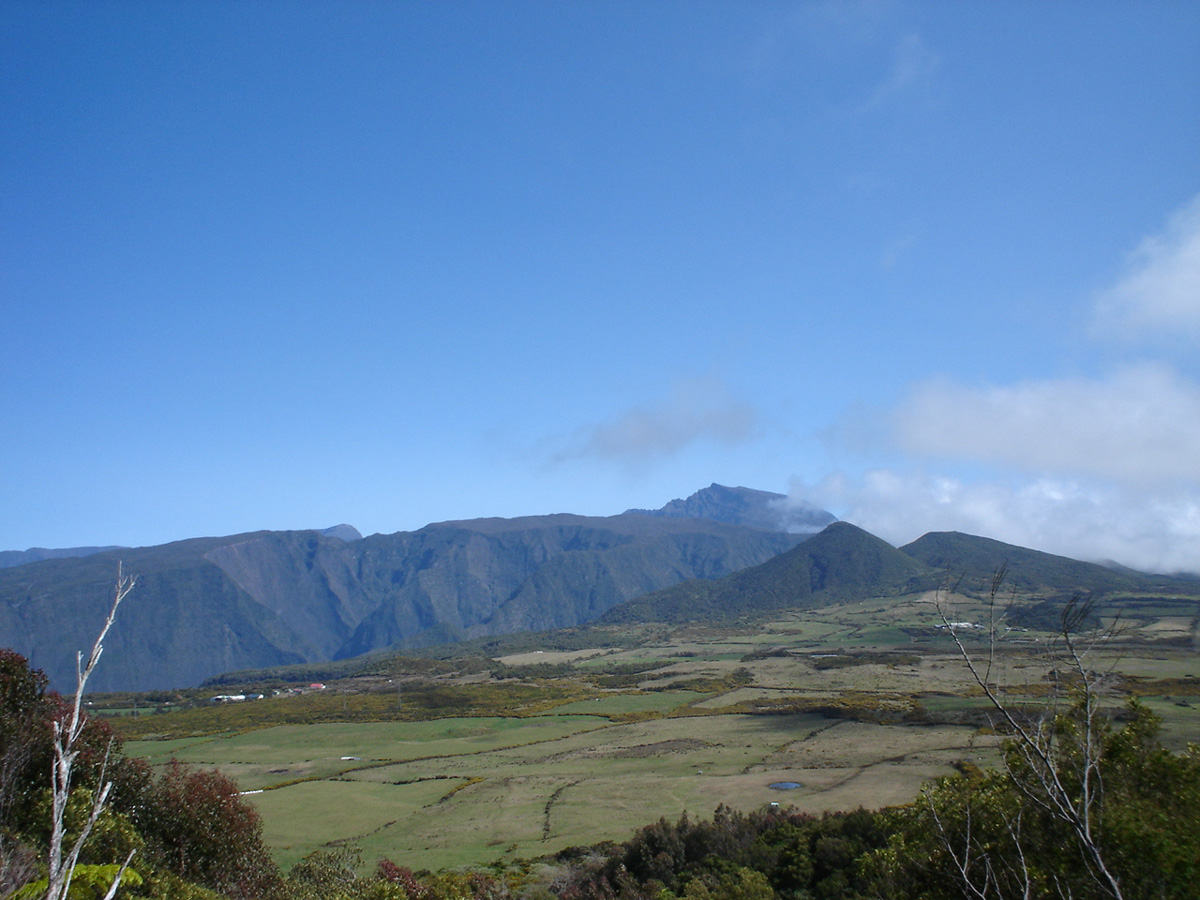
869, 702, 1200, 900
0, 650, 282, 900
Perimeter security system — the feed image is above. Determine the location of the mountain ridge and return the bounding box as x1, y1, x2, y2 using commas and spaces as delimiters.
899, 531, 1184, 593
602, 521, 936, 624
0, 545, 125, 569
3, 488, 1195, 693
0, 488, 813, 691
602, 522, 1200, 627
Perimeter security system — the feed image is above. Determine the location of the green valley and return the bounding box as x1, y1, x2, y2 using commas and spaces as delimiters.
110, 583, 1200, 873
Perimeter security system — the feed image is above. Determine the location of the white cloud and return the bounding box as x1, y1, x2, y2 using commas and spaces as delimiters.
892, 363, 1200, 486
788, 471, 1200, 574
799, 196, 1200, 575
1092, 193, 1200, 341
551, 377, 761, 466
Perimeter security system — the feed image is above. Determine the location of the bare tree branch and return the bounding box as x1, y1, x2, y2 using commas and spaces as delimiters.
45, 564, 135, 900
934, 574, 1125, 900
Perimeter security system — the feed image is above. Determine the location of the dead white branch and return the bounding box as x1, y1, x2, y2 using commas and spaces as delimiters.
935, 572, 1124, 900
45, 564, 136, 900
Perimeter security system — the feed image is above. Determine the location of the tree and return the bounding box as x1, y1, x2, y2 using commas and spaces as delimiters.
869, 572, 1200, 900
134, 761, 281, 900
941, 574, 1125, 898
45, 565, 137, 900
286, 846, 363, 900
1, 649, 53, 896
871, 702, 1200, 900
2, 566, 283, 900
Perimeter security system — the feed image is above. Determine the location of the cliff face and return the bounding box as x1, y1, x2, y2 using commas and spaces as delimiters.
0, 534, 312, 693
204, 532, 371, 659
0, 510, 804, 691
337, 515, 803, 657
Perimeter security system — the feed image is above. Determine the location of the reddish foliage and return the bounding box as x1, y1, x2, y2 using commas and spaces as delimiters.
0, 651, 51, 828
135, 760, 281, 900
377, 859, 430, 900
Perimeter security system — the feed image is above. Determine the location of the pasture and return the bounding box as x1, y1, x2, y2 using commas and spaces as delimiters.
120, 588, 1199, 873
149, 709, 988, 871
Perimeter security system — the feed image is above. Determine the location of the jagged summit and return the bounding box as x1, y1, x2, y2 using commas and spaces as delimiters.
625, 483, 836, 533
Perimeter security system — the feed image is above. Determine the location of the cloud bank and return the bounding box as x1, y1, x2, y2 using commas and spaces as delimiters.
892, 363, 1200, 486
789, 471, 1199, 575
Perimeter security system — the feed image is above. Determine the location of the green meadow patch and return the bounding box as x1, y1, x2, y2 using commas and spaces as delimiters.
229, 710, 986, 871
315, 712, 906, 870
129, 716, 614, 790
546, 690, 708, 717
253, 778, 458, 871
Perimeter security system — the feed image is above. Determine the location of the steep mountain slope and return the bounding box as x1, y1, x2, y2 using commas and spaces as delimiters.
0, 534, 314, 693
604, 523, 1200, 628
338, 514, 802, 656
603, 522, 937, 623
0, 511, 804, 691
899, 532, 1176, 594
625, 483, 836, 533
6, 501, 1194, 692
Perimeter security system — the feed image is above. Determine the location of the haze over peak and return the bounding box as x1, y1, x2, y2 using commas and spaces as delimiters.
625, 483, 837, 534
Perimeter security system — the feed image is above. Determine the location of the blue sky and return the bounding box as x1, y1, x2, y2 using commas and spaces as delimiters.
3, 2, 1199, 572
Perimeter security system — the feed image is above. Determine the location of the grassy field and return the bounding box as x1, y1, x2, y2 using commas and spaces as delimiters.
181, 710, 989, 871
118, 589, 1199, 874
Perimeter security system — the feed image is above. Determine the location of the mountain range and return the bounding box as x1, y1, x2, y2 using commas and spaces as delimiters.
0, 485, 807, 691
3, 484, 1195, 692
603, 521, 1196, 625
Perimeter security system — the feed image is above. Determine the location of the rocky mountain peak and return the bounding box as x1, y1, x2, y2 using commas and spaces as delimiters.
625, 483, 836, 534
